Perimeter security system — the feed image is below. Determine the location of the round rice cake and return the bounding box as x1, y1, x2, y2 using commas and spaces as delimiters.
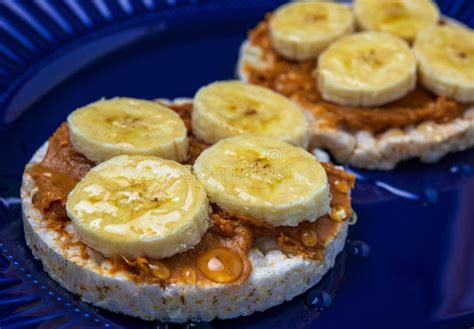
21, 100, 349, 322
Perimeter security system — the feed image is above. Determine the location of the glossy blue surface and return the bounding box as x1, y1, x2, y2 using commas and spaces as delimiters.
0, 1, 473, 328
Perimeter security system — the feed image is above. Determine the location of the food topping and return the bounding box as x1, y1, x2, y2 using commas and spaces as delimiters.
244, 17, 468, 134
197, 247, 244, 283
29, 103, 354, 285
68, 97, 188, 163
193, 134, 331, 227
66, 155, 211, 260
192, 80, 309, 147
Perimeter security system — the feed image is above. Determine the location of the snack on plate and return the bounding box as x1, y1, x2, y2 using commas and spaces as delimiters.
22, 90, 355, 322
238, 0, 474, 170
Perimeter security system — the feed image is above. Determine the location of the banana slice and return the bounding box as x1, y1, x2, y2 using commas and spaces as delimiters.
269, 2, 354, 60
66, 155, 210, 259
316, 32, 416, 107
193, 135, 330, 227
192, 81, 309, 148
414, 25, 474, 103
354, 0, 439, 42
68, 97, 188, 163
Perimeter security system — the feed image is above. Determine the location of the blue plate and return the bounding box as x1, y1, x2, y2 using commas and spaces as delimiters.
0, 1, 473, 328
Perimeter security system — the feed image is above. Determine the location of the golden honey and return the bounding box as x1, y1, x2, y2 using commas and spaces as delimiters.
299, 228, 318, 247
197, 247, 243, 283
182, 268, 197, 284
148, 260, 171, 280
334, 179, 350, 193
330, 205, 348, 222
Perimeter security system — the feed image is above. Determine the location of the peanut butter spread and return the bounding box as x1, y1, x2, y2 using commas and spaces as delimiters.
29, 103, 354, 285
244, 16, 468, 134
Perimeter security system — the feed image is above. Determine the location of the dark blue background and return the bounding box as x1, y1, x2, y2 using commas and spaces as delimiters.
0, 1, 473, 328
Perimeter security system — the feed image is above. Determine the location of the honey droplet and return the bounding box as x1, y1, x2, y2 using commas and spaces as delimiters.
182, 268, 197, 284
300, 228, 318, 247
148, 260, 171, 280
197, 247, 243, 283
330, 206, 348, 222
334, 179, 350, 193
208, 257, 225, 272
348, 211, 358, 225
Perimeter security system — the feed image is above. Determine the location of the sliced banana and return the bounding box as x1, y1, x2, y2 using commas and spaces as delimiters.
68, 97, 188, 163
66, 155, 210, 259
414, 25, 474, 103
192, 81, 309, 148
193, 135, 330, 227
316, 32, 417, 107
269, 2, 354, 60
354, 0, 439, 42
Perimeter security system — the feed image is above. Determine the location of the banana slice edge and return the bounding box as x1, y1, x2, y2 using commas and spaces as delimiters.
192, 81, 309, 148
193, 135, 331, 227
66, 155, 211, 259
68, 97, 189, 163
